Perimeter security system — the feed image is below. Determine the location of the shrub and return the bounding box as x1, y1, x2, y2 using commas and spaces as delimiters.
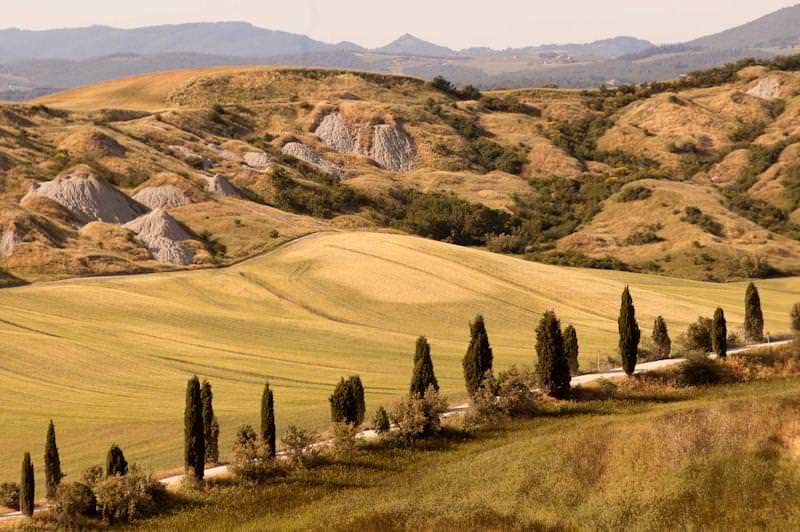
480, 95, 541, 116
617, 185, 653, 203
230, 425, 282, 482
331, 422, 360, 459
0, 482, 20, 510
623, 224, 664, 246
391, 387, 449, 444
372, 406, 391, 434
682, 207, 724, 237
791, 303, 800, 336
53, 482, 96, 524
106, 444, 128, 477
81, 465, 104, 488
281, 426, 321, 469
473, 366, 539, 421
94, 470, 167, 525
679, 354, 725, 386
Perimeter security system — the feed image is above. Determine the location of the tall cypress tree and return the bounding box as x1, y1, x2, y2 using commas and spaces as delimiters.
618, 286, 641, 376
745, 282, 764, 342
463, 315, 493, 397
20, 452, 34, 517
201, 380, 219, 464
563, 325, 579, 376
410, 336, 439, 396
184, 375, 205, 481
44, 420, 63, 498
535, 311, 571, 398
105, 444, 128, 477
261, 382, 276, 459
712, 307, 728, 358
652, 316, 672, 359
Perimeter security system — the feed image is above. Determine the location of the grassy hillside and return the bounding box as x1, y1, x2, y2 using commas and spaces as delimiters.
1, 231, 799, 489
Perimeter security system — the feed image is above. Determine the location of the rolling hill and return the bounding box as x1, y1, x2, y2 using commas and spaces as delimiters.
1, 231, 798, 485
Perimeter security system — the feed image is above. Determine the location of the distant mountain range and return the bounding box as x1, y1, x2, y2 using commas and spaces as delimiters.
2, 4, 800, 100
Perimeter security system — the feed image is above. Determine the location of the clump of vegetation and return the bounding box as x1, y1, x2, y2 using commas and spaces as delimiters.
479, 95, 541, 117
0, 482, 20, 510
271, 171, 367, 219
281, 426, 321, 469
681, 207, 724, 237
390, 387, 449, 444
618, 286, 641, 376
93, 469, 167, 525
329, 376, 366, 426
623, 223, 664, 246
535, 310, 571, 398
463, 315, 494, 397
617, 185, 652, 202
372, 406, 391, 434
428, 76, 482, 100
230, 425, 282, 482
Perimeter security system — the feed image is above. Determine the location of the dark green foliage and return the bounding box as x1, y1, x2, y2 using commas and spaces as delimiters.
0, 483, 20, 511
105, 444, 128, 477
271, 171, 367, 219
535, 311, 571, 398
261, 382, 276, 459
745, 283, 764, 342
618, 286, 641, 376
712, 307, 728, 358
480, 95, 541, 117
184, 375, 205, 481
428, 76, 482, 100
329, 376, 366, 426
679, 354, 725, 386
373, 406, 391, 434
623, 224, 664, 246
53, 482, 96, 522
410, 337, 439, 396
20, 453, 34, 517
526, 249, 631, 271
201, 381, 219, 464
617, 185, 652, 203
388, 189, 512, 245
44, 420, 63, 498
463, 315, 494, 397
681, 207, 724, 237
652, 316, 672, 359
791, 303, 800, 335
563, 325, 579, 376
551, 117, 613, 162
687, 316, 713, 352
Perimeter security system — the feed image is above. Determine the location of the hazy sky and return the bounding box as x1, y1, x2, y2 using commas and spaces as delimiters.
3, 0, 799, 49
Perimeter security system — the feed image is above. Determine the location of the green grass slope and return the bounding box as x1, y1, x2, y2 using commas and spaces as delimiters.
1, 231, 799, 488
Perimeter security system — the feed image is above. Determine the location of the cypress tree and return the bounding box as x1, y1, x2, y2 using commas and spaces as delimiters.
535, 311, 571, 398
463, 315, 493, 397
563, 325, 579, 376
44, 420, 63, 498
410, 337, 439, 396
744, 282, 764, 342
618, 286, 641, 376
652, 316, 672, 359
20, 452, 34, 517
329, 376, 366, 426
261, 382, 276, 459
712, 307, 728, 358
185, 375, 205, 481
105, 444, 128, 477
200, 380, 219, 464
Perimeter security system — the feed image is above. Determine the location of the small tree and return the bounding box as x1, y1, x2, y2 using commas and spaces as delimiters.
20, 453, 34, 517
261, 382, 277, 459
105, 444, 128, 477
712, 307, 728, 359
372, 406, 391, 434
535, 311, 571, 398
652, 316, 672, 359
563, 325, 579, 376
686, 316, 713, 352
184, 375, 205, 481
201, 380, 219, 464
618, 286, 641, 376
463, 315, 493, 397
44, 420, 63, 498
744, 282, 764, 342
791, 303, 800, 337
329, 376, 366, 426
410, 337, 439, 396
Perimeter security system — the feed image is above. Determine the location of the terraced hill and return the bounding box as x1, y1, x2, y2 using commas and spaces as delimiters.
1, 231, 798, 485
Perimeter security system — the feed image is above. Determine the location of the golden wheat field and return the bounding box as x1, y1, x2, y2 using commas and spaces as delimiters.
2, 231, 799, 489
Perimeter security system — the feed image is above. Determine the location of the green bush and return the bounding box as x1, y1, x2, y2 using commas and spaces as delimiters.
372, 406, 391, 434
230, 425, 283, 482
281, 426, 321, 469
679, 354, 725, 386
623, 224, 664, 246
329, 376, 366, 426
681, 207, 724, 237
93, 470, 167, 525
54, 482, 96, 524
617, 186, 653, 203
390, 387, 449, 444
686, 317, 713, 353
0, 482, 20, 510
